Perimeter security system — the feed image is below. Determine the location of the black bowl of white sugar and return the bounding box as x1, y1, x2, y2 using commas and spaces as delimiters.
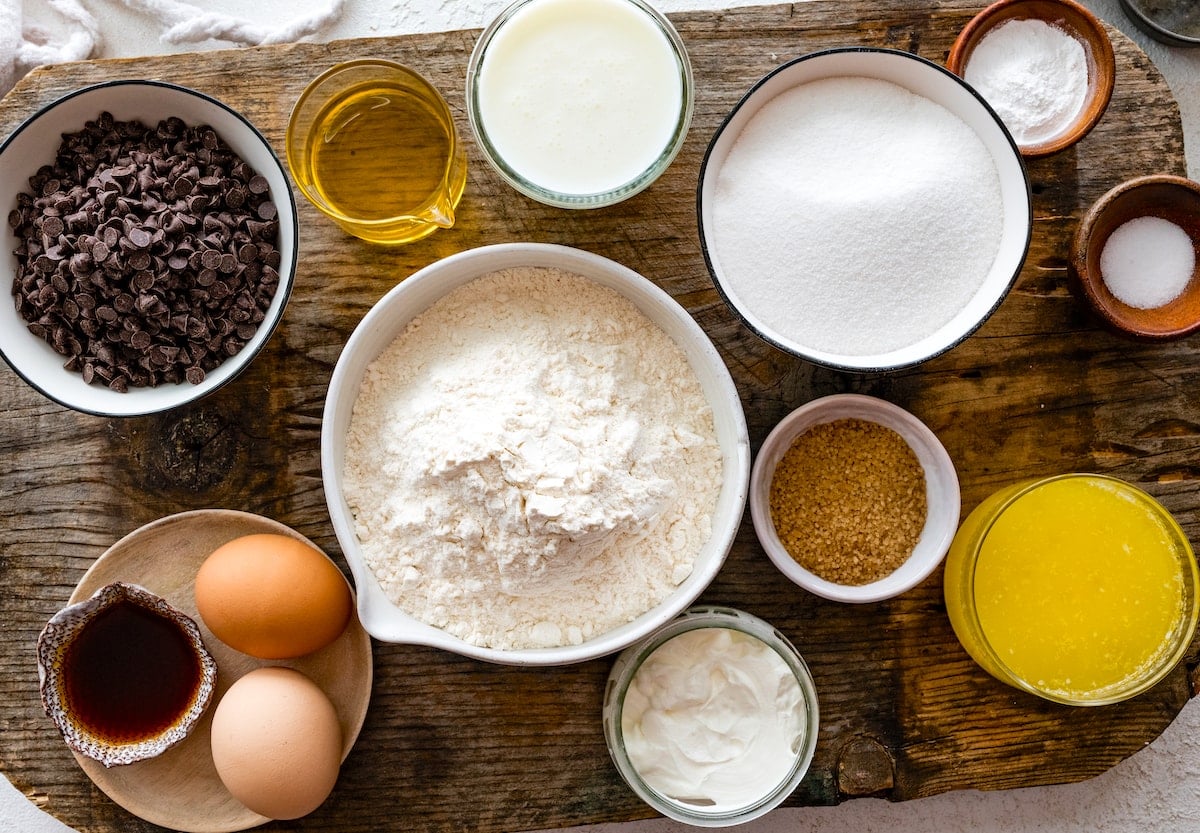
321, 243, 751, 666
697, 47, 1032, 373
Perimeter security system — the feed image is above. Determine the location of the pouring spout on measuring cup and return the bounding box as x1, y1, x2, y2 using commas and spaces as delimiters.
425, 198, 456, 229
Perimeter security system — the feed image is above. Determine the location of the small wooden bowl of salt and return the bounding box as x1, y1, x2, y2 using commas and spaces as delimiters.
1070, 174, 1200, 341
946, 0, 1115, 157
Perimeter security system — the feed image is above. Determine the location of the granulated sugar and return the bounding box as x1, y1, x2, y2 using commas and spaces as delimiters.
342, 266, 722, 650
711, 76, 1004, 357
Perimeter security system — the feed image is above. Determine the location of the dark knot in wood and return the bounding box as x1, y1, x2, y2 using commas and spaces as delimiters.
836, 735, 896, 797
152, 408, 239, 492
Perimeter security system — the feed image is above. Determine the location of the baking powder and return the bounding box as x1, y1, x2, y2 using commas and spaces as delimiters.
711, 76, 1003, 356
342, 266, 722, 650
964, 18, 1089, 146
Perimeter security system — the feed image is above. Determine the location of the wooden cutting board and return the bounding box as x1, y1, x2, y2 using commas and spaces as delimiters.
1, 2, 1196, 832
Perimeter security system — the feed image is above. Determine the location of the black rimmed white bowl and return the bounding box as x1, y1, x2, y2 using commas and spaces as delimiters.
697, 48, 1031, 373
0, 80, 298, 417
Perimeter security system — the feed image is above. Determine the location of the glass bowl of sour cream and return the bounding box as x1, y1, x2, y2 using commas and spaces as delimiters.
602, 607, 819, 826
466, 0, 694, 208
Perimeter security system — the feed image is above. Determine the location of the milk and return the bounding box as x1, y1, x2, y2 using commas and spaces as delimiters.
475, 0, 684, 196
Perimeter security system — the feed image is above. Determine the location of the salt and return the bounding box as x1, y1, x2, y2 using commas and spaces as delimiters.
710, 76, 1004, 357
1099, 216, 1195, 309
964, 18, 1089, 146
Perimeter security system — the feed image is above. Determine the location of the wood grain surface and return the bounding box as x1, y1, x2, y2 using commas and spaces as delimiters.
1, 2, 1197, 832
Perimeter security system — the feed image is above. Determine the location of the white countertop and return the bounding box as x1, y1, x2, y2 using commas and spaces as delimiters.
5, 1, 1200, 832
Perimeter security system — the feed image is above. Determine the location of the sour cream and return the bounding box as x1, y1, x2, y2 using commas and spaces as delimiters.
620, 626, 806, 810
472, 0, 686, 198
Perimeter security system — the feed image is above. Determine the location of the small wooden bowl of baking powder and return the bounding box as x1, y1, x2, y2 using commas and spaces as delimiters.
1070, 174, 1200, 341
946, 0, 1115, 157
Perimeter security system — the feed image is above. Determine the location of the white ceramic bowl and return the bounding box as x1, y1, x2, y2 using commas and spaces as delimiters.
0, 80, 298, 417
749, 394, 960, 603
322, 243, 750, 666
698, 47, 1031, 372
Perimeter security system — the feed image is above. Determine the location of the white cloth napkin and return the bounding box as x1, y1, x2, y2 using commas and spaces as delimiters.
118, 0, 344, 46
1, 0, 343, 97
2, 0, 98, 95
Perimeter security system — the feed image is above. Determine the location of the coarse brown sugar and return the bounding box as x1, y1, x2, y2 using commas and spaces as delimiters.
768, 417, 926, 586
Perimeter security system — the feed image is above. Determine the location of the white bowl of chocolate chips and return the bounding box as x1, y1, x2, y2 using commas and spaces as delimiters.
0, 80, 298, 417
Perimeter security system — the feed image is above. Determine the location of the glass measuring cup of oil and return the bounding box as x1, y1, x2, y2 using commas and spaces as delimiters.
287, 59, 468, 245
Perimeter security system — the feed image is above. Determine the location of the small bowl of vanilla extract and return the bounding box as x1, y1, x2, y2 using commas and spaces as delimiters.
37, 582, 217, 767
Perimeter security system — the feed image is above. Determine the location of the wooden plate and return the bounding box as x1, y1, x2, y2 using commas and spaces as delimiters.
67, 509, 374, 833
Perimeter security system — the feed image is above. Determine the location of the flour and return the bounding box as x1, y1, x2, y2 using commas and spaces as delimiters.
964, 18, 1089, 146
711, 76, 1004, 357
342, 266, 723, 650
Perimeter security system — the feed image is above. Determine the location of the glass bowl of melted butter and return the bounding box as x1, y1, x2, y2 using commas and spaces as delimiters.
602, 606, 819, 826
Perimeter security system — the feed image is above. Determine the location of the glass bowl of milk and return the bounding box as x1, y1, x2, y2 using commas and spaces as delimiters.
602, 607, 819, 826
467, 0, 694, 209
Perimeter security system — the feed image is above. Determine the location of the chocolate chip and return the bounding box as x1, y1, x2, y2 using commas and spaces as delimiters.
127, 250, 152, 271
199, 249, 222, 270
42, 216, 65, 237
127, 226, 152, 249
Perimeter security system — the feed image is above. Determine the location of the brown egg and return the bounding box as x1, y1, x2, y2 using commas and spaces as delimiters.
210, 667, 342, 820
195, 533, 352, 659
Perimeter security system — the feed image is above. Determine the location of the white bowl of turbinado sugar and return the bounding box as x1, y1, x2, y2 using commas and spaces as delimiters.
697, 47, 1032, 373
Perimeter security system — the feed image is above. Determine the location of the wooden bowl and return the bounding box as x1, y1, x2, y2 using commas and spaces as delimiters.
946, 0, 1115, 158
1069, 174, 1200, 341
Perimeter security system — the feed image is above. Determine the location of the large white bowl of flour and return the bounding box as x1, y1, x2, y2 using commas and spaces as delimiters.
698, 47, 1032, 372
322, 243, 750, 666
